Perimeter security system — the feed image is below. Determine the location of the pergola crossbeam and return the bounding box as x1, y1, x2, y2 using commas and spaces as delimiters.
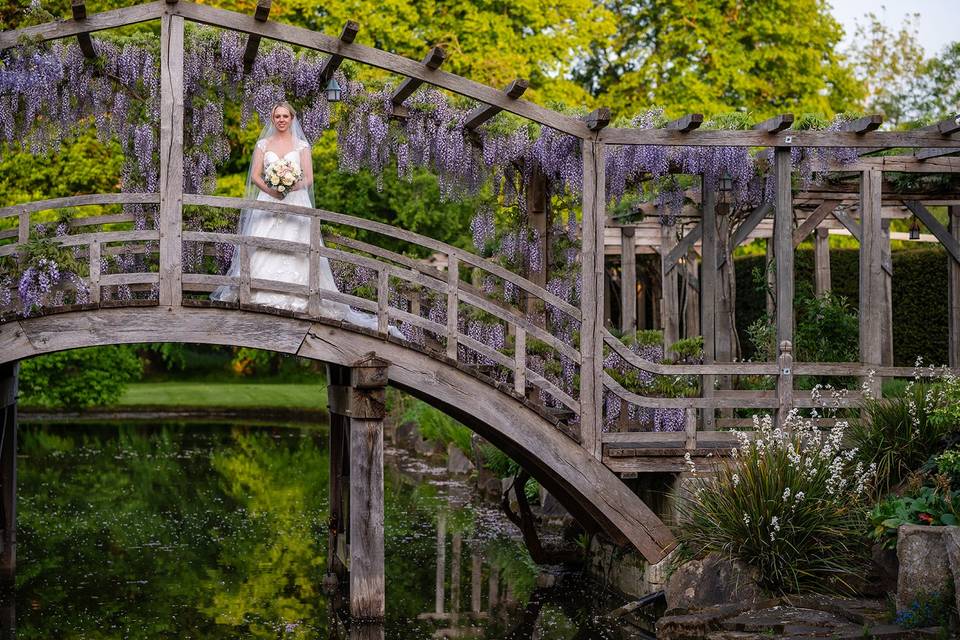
664, 223, 702, 273
843, 115, 883, 134
665, 113, 703, 133
318, 20, 360, 82
586, 108, 611, 132
71, 0, 98, 59
753, 113, 793, 133
464, 79, 529, 130
390, 46, 447, 106
792, 201, 836, 248
717, 202, 772, 267
241, 0, 271, 72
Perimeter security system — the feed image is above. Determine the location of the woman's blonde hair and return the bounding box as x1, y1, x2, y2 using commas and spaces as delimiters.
271, 101, 297, 121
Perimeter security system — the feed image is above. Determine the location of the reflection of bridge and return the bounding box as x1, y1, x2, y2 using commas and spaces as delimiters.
2, 0, 960, 624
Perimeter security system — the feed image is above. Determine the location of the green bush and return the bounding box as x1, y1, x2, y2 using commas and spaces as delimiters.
869, 486, 960, 550
19, 346, 143, 409
850, 380, 954, 494
677, 413, 872, 595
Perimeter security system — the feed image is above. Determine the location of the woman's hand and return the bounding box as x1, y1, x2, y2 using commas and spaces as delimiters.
266, 187, 285, 199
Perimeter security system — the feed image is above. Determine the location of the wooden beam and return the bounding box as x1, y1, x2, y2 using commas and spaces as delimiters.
586, 107, 611, 132
241, 0, 271, 72
718, 203, 771, 267
596, 127, 960, 148
158, 13, 184, 307
660, 224, 680, 352
904, 201, 960, 264
792, 202, 836, 248
950, 206, 960, 369
843, 115, 883, 134
463, 79, 529, 130
831, 208, 862, 242
620, 227, 636, 332
0, 362, 16, 584
700, 176, 717, 431
71, 0, 97, 58
753, 113, 794, 134
860, 170, 884, 398
318, 20, 360, 81
390, 46, 446, 105
663, 223, 702, 273
773, 147, 793, 424
915, 147, 960, 161
665, 113, 703, 133
579, 140, 605, 459
814, 228, 831, 296
0, 1, 165, 50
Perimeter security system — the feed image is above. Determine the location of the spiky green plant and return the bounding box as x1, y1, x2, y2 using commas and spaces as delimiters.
676, 413, 873, 595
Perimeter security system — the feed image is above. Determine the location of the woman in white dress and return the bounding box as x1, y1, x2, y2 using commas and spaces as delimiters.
212, 102, 402, 338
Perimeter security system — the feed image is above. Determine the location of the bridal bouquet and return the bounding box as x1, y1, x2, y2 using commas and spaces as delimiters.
264, 159, 302, 196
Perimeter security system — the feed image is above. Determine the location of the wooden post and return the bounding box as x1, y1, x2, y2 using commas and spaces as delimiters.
949, 206, 960, 369
434, 512, 446, 615
158, 13, 184, 307
620, 227, 637, 332
488, 565, 500, 609
683, 255, 700, 339
859, 170, 883, 398
881, 220, 894, 367
450, 532, 462, 617
814, 228, 831, 296
0, 363, 16, 586
580, 140, 606, 459
765, 237, 776, 317
446, 255, 459, 360
700, 176, 717, 431
88, 241, 101, 305
470, 551, 482, 614
660, 224, 680, 354
326, 364, 351, 587
777, 341, 794, 427
328, 355, 389, 621
526, 163, 549, 320
774, 148, 794, 356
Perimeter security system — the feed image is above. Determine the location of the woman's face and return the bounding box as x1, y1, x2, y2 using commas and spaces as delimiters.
273, 106, 292, 132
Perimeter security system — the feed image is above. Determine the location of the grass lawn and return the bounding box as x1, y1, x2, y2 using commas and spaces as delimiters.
116, 382, 328, 410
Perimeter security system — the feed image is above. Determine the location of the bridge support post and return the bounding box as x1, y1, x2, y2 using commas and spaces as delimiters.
0, 363, 17, 586
327, 354, 388, 621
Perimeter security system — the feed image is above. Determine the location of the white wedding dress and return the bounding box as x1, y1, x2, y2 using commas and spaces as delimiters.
213, 140, 403, 338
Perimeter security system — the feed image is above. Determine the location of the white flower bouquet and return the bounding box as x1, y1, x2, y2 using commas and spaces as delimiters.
264, 159, 302, 197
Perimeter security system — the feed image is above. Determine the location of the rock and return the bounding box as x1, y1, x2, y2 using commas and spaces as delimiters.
895, 524, 954, 612
446, 442, 475, 475
475, 468, 502, 500
664, 553, 761, 611
538, 487, 569, 519
394, 421, 419, 448
944, 527, 960, 624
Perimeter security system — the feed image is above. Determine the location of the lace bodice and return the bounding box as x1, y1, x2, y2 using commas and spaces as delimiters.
257, 138, 308, 168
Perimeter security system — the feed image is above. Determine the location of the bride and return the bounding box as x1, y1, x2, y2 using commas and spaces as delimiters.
212, 102, 403, 339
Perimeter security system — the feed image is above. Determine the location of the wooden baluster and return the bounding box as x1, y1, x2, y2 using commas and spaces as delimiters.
777, 341, 794, 428
513, 326, 526, 395
239, 243, 251, 305
158, 13, 184, 307
88, 241, 101, 304
308, 216, 321, 317
16, 211, 28, 246
684, 407, 697, 450
377, 270, 388, 334
446, 255, 459, 360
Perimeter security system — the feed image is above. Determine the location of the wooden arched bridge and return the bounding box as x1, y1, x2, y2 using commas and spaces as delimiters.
2, 0, 960, 622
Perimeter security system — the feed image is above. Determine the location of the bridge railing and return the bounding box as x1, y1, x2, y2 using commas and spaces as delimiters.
0, 192, 583, 427
600, 328, 958, 464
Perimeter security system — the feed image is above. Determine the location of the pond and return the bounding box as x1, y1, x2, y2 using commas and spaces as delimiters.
10, 422, 644, 639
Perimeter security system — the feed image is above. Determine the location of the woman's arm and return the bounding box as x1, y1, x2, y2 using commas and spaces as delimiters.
294, 144, 314, 192
250, 146, 284, 199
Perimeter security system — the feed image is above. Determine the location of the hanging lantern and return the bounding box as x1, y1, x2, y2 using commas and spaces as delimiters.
716, 174, 732, 216
325, 77, 343, 102
909, 216, 921, 240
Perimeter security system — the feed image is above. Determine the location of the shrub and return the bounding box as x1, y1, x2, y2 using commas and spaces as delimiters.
676, 412, 873, 595
931, 371, 960, 432
894, 587, 955, 629
19, 345, 143, 409
850, 377, 954, 494
401, 399, 472, 455
869, 484, 959, 549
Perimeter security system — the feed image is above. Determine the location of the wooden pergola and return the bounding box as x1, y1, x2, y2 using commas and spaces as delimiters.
1, 0, 960, 617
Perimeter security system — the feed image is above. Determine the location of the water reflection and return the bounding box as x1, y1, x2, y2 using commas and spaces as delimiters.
12, 423, 633, 639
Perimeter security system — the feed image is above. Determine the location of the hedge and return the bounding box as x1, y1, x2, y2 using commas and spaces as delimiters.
734, 247, 950, 366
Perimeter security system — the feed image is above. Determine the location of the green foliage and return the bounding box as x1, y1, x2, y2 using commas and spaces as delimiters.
669, 336, 703, 364
576, 0, 863, 118
482, 444, 521, 479
19, 345, 143, 408
851, 381, 955, 495
870, 486, 960, 550
737, 248, 950, 366
677, 415, 872, 595
401, 399, 473, 455
935, 448, 960, 485
894, 587, 956, 630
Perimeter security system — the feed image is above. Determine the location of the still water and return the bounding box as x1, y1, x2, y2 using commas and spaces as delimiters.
11, 423, 641, 639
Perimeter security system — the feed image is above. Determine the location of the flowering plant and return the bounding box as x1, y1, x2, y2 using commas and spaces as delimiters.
264, 159, 302, 197
676, 411, 875, 595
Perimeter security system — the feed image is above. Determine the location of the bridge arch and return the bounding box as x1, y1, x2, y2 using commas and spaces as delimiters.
0, 305, 675, 563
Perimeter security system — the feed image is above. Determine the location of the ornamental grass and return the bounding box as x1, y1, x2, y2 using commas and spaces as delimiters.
676, 413, 874, 595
